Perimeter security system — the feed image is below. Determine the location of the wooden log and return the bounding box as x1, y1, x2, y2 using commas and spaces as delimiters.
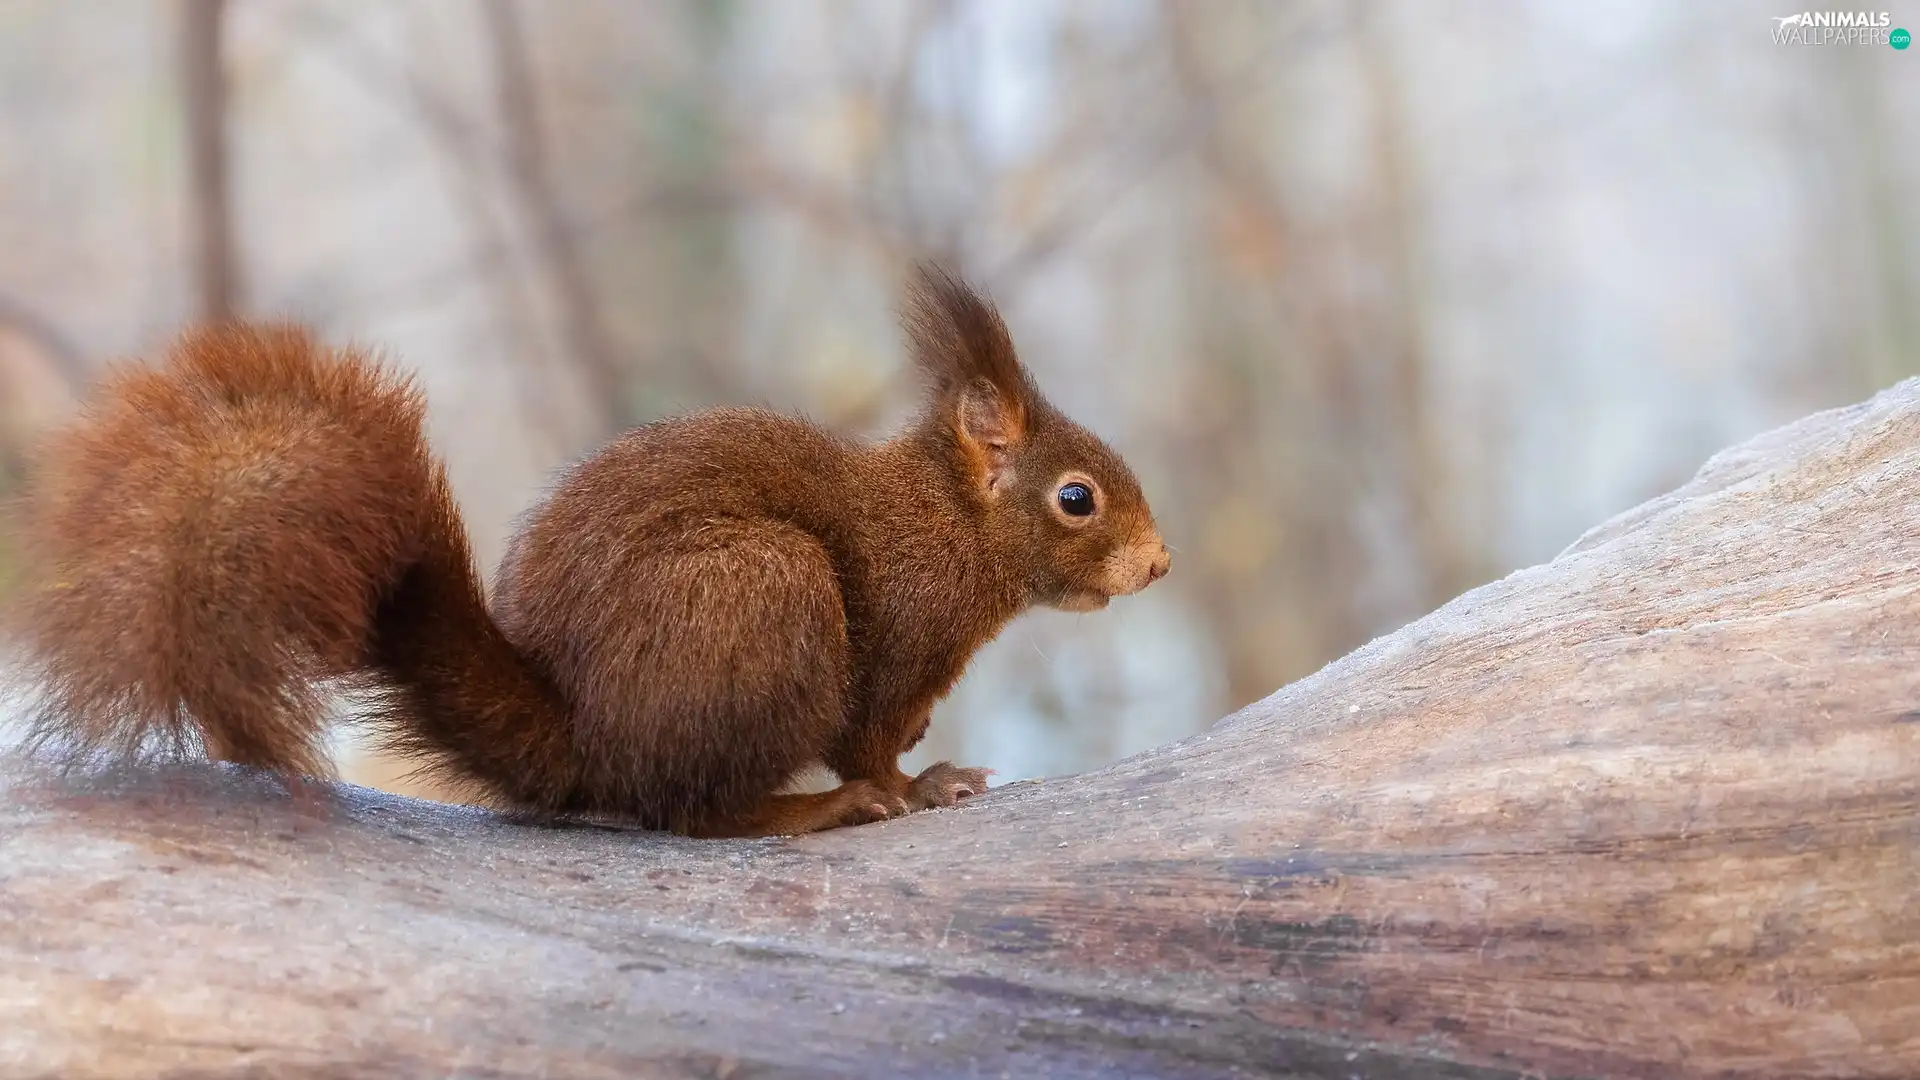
5, 382, 1919, 1079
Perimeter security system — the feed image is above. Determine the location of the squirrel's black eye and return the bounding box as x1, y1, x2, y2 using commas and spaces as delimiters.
1057, 483, 1095, 517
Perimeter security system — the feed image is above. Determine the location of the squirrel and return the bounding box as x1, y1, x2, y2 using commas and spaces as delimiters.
7, 265, 1169, 837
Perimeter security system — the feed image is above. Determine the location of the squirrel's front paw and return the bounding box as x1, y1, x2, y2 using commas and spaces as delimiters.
906, 762, 992, 810
833, 780, 911, 827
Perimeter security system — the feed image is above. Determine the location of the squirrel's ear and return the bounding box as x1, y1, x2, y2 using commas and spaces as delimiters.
902, 262, 1033, 493
956, 377, 1022, 493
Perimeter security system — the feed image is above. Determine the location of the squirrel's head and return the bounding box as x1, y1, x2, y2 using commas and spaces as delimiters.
904, 264, 1169, 612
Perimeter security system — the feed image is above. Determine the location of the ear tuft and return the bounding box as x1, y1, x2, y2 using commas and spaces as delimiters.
902, 262, 1034, 410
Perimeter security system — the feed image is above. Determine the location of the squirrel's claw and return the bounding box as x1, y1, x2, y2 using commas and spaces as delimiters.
907, 762, 993, 811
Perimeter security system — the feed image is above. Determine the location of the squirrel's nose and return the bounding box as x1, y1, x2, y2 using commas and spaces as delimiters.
1147, 545, 1171, 582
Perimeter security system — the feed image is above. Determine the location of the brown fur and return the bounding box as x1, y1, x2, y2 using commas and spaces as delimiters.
7, 266, 1168, 836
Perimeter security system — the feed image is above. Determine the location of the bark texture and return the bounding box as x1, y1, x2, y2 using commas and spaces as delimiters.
6, 381, 1920, 1078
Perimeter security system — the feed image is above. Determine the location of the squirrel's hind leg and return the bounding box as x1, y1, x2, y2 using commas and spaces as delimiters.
689, 781, 910, 838
499, 517, 860, 832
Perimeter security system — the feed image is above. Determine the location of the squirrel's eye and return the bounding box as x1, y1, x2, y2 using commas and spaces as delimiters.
1057, 483, 1095, 517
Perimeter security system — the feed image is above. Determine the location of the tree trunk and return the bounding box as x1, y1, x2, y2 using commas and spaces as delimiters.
179, 0, 240, 323
6, 382, 1920, 1078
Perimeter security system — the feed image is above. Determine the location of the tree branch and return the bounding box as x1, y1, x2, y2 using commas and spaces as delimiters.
8, 380, 1920, 1076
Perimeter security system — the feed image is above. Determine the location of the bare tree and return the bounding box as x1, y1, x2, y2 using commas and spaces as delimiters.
180, 0, 241, 322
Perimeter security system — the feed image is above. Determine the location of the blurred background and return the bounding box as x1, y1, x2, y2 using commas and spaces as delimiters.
1, 0, 1915, 797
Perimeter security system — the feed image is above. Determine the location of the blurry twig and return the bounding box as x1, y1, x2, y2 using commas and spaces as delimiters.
1157, 0, 1375, 701
872, 0, 943, 253
987, 7, 1336, 292
0, 293, 88, 390
288, 4, 615, 447
290, 4, 917, 438
481, 0, 627, 435
287, 6, 484, 161
733, 156, 913, 263
1353, 0, 1484, 607
321, 187, 709, 324
327, 163, 907, 327
180, 0, 242, 322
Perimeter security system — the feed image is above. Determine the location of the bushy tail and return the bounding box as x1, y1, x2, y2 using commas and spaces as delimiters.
7, 324, 575, 801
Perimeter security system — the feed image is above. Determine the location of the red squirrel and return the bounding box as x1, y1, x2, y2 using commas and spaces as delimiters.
9, 265, 1169, 837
